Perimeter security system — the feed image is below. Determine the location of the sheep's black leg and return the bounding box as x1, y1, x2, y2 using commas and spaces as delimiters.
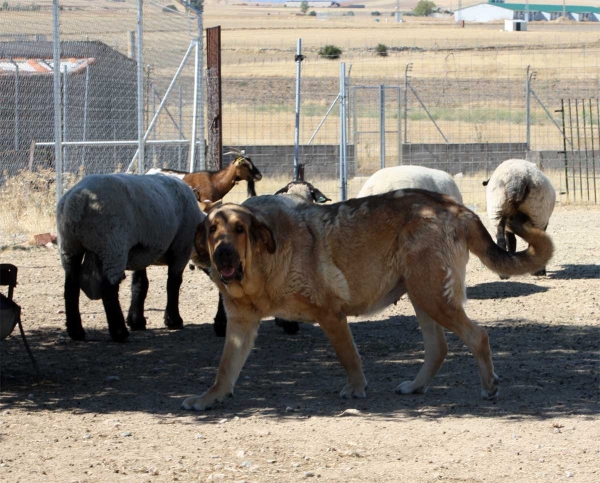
164, 266, 184, 329
275, 318, 300, 335
506, 232, 517, 253
64, 253, 86, 341
101, 277, 129, 342
213, 292, 227, 337
496, 218, 510, 280
533, 223, 549, 276
126, 269, 149, 330
496, 217, 507, 251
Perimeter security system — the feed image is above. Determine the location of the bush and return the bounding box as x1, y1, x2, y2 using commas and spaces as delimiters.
371, 11, 381, 16
344, 11, 355, 16
376, 43, 388, 57
318, 44, 342, 60
162, 4, 177, 13
309, 10, 316, 16
413, 0, 436, 16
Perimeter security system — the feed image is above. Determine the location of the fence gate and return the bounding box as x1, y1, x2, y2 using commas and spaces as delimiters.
351, 85, 401, 175
559, 99, 599, 204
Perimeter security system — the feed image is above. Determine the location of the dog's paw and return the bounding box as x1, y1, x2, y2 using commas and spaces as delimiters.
395, 380, 427, 395
339, 381, 367, 399
481, 373, 500, 400
181, 389, 229, 411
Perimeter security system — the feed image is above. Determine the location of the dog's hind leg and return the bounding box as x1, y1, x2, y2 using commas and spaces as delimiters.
396, 303, 447, 395
407, 274, 499, 399
318, 312, 367, 399
182, 315, 261, 411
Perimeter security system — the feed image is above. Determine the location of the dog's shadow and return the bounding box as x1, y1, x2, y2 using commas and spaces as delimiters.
467, 281, 549, 300
1, 315, 597, 423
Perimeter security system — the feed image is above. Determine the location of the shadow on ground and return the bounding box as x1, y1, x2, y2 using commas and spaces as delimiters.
467, 281, 549, 300
549, 264, 600, 280
2, 314, 598, 424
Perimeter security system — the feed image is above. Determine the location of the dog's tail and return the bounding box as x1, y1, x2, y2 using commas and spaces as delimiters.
466, 211, 554, 277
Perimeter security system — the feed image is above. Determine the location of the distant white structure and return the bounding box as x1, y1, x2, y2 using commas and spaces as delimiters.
504, 19, 527, 30
454, 2, 600, 23
284, 1, 340, 7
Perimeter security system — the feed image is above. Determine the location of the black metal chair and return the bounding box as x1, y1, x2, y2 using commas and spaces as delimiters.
1, 263, 41, 376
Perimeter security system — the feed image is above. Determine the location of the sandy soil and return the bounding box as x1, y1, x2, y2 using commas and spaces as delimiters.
1, 206, 599, 483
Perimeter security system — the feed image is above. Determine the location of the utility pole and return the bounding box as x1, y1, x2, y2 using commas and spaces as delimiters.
395, 0, 402, 23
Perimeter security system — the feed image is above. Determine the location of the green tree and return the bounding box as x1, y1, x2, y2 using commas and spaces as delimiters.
189, 0, 203, 11
300, 1, 309, 15
413, 0, 436, 16
318, 44, 342, 59
376, 43, 388, 57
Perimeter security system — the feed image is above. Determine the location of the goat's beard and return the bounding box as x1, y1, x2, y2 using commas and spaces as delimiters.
247, 179, 257, 197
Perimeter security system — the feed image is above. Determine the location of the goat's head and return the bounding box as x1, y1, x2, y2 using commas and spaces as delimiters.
225, 150, 262, 197
274, 180, 331, 204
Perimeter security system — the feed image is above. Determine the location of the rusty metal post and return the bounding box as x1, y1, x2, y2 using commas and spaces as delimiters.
206, 26, 222, 171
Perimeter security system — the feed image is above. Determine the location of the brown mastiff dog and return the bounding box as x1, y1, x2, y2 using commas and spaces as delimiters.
183, 189, 553, 410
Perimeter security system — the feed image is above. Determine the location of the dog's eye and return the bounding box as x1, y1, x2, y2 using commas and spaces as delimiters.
235, 225, 244, 234
209, 225, 217, 234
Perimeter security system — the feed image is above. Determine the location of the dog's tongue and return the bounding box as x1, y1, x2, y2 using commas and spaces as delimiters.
221, 267, 236, 278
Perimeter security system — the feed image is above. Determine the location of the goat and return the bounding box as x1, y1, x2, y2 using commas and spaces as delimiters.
146, 150, 262, 202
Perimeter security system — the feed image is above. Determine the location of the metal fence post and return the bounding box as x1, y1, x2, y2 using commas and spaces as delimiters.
9, 58, 19, 151
52, 0, 63, 201
196, 5, 205, 171
340, 62, 347, 201
190, 39, 200, 172
526, 65, 531, 150
136, 0, 145, 174
379, 84, 385, 169
82, 65, 89, 169
294, 38, 303, 181
403, 63, 412, 145
63, 65, 68, 172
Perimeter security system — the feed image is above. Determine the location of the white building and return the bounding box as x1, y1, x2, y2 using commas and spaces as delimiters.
455, 2, 600, 23
284, 1, 340, 7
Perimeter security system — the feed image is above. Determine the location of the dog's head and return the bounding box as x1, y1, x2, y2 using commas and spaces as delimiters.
194, 204, 276, 288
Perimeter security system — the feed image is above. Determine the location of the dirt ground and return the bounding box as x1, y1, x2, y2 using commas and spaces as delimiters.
1, 206, 598, 483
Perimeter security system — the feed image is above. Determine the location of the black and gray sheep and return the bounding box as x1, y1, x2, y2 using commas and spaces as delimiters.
57, 174, 204, 342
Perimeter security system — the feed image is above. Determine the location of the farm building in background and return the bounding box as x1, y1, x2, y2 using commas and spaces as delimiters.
284, 1, 340, 7
455, 2, 600, 22
0, 41, 138, 174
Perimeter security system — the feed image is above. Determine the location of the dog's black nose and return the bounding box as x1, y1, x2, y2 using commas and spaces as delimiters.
214, 244, 239, 269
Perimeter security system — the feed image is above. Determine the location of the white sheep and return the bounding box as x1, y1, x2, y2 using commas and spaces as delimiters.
357, 165, 463, 203
57, 174, 204, 342
484, 159, 556, 276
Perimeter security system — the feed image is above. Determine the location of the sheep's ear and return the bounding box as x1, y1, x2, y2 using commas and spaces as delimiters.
311, 187, 331, 203
192, 222, 212, 269
274, 182, 292, 195
250, 217, 276, 254
191, 188, 202, 201
482, 179, 490, 187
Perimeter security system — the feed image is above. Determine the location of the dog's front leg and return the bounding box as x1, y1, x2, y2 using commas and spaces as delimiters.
182, 315, 260, 410
319, 312, 367, 399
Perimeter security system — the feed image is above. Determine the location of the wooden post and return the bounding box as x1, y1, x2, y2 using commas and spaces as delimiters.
206, 26, 222, 171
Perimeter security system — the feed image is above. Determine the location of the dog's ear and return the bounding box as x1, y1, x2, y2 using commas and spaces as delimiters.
311, 186, 331, 203
192, 187, 202, 201
192, 221, 212, 269
250, 217, 276, 254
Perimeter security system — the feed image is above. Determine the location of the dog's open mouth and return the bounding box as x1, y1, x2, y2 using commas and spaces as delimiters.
219, 264, 243, 284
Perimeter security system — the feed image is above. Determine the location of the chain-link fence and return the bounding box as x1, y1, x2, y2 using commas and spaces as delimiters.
1, 3, 599, 246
